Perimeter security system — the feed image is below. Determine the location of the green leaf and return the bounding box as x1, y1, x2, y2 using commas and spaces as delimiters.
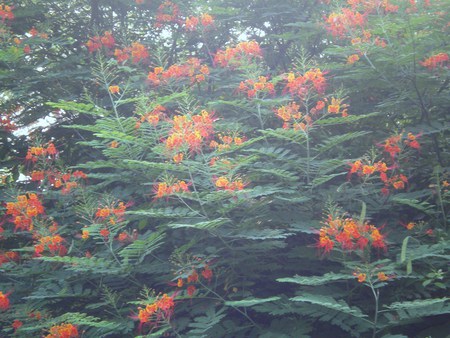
225, 297, 281, 307
277, 273, 354, 286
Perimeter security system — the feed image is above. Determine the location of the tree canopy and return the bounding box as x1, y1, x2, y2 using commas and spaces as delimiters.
1, 0, 449, 337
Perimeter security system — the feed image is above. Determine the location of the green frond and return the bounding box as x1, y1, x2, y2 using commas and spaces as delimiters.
46, 101, 109, 116
384, 297, 450, 322
277, 272, 354, 285
225, 296, 281, 307
36, 256, 124, 274
118, 231, 166, 264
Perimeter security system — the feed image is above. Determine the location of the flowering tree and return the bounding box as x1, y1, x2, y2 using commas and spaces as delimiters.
1, 0, 449, 337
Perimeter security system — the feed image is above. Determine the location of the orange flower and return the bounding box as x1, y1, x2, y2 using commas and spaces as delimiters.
215, 176, 229, 188
347, 54, 360, 64
420, 52, 449, 70
31, 170, 45, 181
130, 42, 149, 63
377, 272, 389, 281
355, 273, 366, 283
318, 235, 334, 253
172, 152, 184, 163
109, 85, 120, 94
200, 13, 214, 27
185, 16, 199, 31
117, 232, 129, 242
81, 229, 89, 240
0, 291, 10, 311
45, 323, 79, 338
362, 165, 375, 175
177, 278, 184, 287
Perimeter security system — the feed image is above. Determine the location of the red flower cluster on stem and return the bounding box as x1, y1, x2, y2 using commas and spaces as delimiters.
318, 213, 387, 254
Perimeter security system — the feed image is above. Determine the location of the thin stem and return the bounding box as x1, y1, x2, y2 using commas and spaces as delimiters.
187, 165, 209, 219
198, 279, 262, 330
368, 281, 380, 338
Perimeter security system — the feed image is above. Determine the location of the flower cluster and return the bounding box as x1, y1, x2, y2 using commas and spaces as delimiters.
154, 180, 190, 199
25, 142, 58, 163
45, 323, 79, 338
420, 52, 449, 70
12, 319, 23, 332
317, 213, 387, 254
136, 293, 175, 327
176, 265, 214, 297
185, 13, 214, 31
214, 176, 246, 191
284, 68, 327, 97
348, 158, 409, 194
275, 102, 308, 130
209, 133, 244, 151
147, 58, 210, 86
0, 251, 19, 266
135, 105, 167, 129
353, 269, 393, 284
165, 110, 215, 159
324, 8, 367, 39
34, 234, 67, 257
6, 193, 45, 232
0, 291, 10, 311
237, 76, 275, 98
31, 169, 87, 194
213, 41, 263, 67
326, 97, 349, 117
114, 42, 149, 64
0, 4, 14, 21
348, 132, 421, 195
347, 53, 360, 64
155, 1, 180, 28
86, 31, 115, 53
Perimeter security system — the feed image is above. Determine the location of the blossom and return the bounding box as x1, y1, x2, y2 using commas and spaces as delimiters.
201, 266, 213, 282
154, 179, 190, 199
155, 1, 180, 27
285, 68, 327, 97
12, 319, 23, 331
214, 176, 246, 191
0, 4, 14, 21
135, 293, 175, 326
34, 235, 67, 257
100, 228, 110, 239
324, 9, 367, 39
347, 54, 360, 64
86, 31, 115, 53
377, 272, 389, 281
130, 42, 149, 63
81, 229, 89, 240
317, 213, 387, 254
187, 285, 196, 296
0, 291, 10, 310
109, 85, 120, 94
420, 52, 449, 70
355, 273, 366, 283
45, 323, 79, 338
214, 41, 262, 67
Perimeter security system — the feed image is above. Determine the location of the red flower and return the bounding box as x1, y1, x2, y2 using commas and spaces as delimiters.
187, 285, 196, 296
12, 319, 23, 331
